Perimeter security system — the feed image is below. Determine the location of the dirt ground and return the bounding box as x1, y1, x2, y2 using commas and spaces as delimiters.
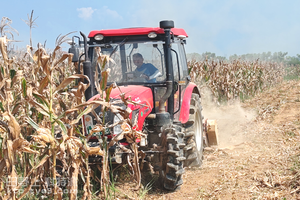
113, 79, 300, 199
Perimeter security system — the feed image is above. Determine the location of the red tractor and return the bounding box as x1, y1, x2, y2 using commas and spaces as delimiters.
69, 20, 217, 191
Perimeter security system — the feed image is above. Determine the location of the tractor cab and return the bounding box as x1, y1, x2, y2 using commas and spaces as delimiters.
88, 27, 189, 86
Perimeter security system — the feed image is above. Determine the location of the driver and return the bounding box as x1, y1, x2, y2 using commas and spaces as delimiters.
132, 53, 161, 82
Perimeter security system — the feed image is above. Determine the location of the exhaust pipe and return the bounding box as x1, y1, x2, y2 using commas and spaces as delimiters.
80, 31, 95, 100
159, 81, 172, 113
158, 20, 174, 115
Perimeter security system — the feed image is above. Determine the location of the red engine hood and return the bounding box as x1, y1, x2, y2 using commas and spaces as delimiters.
90, 85, 153, 109
88, 85, 153, 130
110, 85, 153, 108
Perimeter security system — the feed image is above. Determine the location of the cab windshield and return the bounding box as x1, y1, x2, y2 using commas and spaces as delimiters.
92, 41, 166, 84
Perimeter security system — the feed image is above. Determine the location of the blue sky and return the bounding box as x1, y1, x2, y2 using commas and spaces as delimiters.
1, 0, 300, 57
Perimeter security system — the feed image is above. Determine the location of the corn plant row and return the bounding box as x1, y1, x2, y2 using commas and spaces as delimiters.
0, 36, 143, 200
188, 59, 285, 102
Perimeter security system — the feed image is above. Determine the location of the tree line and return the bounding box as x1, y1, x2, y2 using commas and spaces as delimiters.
187, 52, 300, 66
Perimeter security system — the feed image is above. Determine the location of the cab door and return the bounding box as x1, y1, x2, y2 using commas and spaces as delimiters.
171, 40, 190, 120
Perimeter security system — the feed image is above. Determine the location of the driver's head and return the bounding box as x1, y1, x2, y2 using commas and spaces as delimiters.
133, 53, 144, 68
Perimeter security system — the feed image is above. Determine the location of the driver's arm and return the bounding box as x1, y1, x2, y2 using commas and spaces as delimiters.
142, 64, 161, 81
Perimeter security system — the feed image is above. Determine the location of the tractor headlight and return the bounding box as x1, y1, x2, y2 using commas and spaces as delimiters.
94, 34, 104, 41
113, 113, 123, 135
177, 35, 186, 40
148, 32, 157, 38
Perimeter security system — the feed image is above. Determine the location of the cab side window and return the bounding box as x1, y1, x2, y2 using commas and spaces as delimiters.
171, 41, 189, 81
178, 43, 189, 78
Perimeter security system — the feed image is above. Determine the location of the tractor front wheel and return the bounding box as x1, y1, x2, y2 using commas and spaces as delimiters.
160, 125, 185, 191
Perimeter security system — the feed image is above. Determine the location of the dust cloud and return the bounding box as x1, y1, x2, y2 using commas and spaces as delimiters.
200, 87, 257, 148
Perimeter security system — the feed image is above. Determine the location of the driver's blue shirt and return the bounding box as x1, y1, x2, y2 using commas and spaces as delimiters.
135, 63, 160, 83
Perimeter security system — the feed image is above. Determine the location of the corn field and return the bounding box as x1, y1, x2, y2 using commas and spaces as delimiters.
188, 59, 286, 102
0, 32, 295, 199
0, 36, 145, 200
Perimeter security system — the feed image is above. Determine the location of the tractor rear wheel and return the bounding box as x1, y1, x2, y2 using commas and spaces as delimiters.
184, 93, 205, 167
161, 125, 185, 191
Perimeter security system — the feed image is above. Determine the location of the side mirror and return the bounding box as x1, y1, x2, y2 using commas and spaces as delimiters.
68, 36, 81, 62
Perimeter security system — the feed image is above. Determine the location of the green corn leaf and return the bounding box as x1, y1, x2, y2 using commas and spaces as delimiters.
22, 78, 27, 98
55, 119, 67, 134
105, 84, 113, 102
30, 100, 51, 117
32, 93, 49, 107
0, 102, 4, 112
26, 117, 40, 130
10, 69, 16, 80
101, 56, 107, 70
188, 67, 192, 75
37, 112, 44, 123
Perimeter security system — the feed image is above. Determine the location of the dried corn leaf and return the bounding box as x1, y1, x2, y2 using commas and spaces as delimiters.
9, 165, 17, 199
0, 159, 5, 176
21, 146, 39, 154
41, 55, 51, 77
100, 70, 109, 91
12, 138, 27, 150
0, 36, 8, 65
84, 145, 104, 156
53, 53, 72, 68
89, 124, 104, 136
52, 45, 61, 60
38, 76, 49, 93
33, 47, 47, 66
54, 74, 89, 94
4, 139, 13, 168
65, 136, 82, 147
3, 112, 20, 140
69, 158, 80, 200
32, 127, 56, 145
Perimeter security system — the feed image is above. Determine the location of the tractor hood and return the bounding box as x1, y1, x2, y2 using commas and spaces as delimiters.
109, 85, 153, 109
88, 85, 153, 130
89, 85, 153, 107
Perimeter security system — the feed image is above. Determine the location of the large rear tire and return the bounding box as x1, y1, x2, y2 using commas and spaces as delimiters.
184, 93, 205, 167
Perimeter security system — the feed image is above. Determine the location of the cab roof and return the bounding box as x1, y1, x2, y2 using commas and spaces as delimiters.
88, 27, 188, 38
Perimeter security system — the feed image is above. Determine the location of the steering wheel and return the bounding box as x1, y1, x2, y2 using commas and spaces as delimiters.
125, 70, 148, 82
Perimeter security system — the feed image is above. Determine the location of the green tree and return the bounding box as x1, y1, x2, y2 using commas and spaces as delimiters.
286, 54, 300, 65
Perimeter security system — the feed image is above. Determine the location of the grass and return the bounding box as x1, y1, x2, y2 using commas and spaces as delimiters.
138, 180, 154, 199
